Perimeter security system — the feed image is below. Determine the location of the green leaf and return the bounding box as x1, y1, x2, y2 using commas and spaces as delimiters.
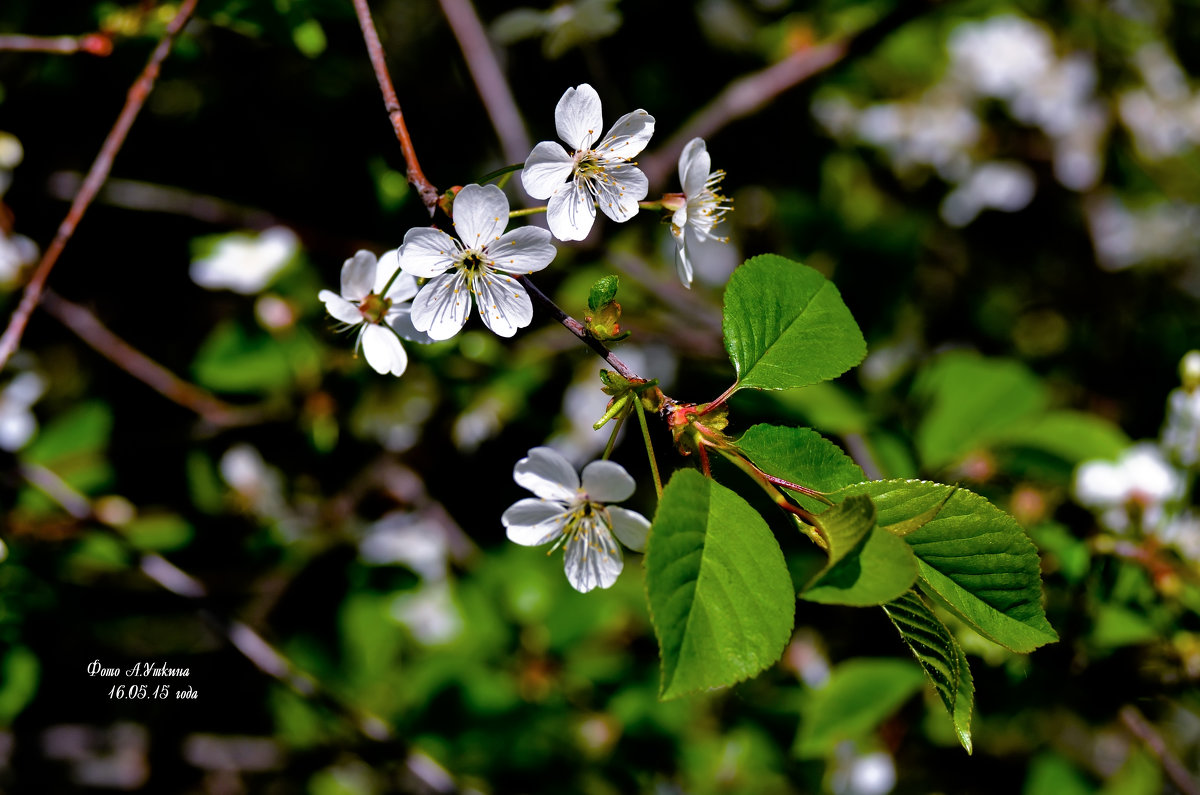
881, 590, 974, 753
992, 411, 1131, 464
794, 658, 925, 758
723, 255, 866, 393
587, 274, 619, 310
0, 646, 40, 725
120, 514, 194, 552
913, 353, 1047, 469
1024, 753, 1097, 795
193, 319, 295, 394
646, 469, 795, 700
735, 424, 865, 512
833, 480, 1058, 653
803, 496, 919, 606
23, 401, 112, 465
770, 381, 870, 434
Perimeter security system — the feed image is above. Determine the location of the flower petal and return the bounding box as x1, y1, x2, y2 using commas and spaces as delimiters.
563, 516, 623, 592
514, 446, 579, 500
411, 271, 471, 341
502, 498, 570, 546
340, 250, 377, 300
678, 137, 711, 197
522, 142, 574, 200
555, 83, 603, 151
399, 227, 459, 279
452, 184, 510, 246
581, 459, 636, 502
319, 290, 364, 325
361, 323, 408, 376
386, 305, 433, 344
474, 271, 533, 338
546, 183, 596, 241
488, 226, 556, 275
372, 248, 406, 298
598, 109, 655, 160
607, 506, 651, 552
383, 268, 420, 305
594, 163, 647, 224
674, 240, 694, 289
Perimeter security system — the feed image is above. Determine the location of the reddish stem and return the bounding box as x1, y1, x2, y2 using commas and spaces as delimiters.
350, 0, 441, 216
0, 0, 199, 370
0, 33, 112, 55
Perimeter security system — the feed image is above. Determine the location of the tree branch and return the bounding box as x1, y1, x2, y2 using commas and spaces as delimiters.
0, 0, 198, 371
41, 290, 275, 429
350, 0, 441, 215
437, 0, 532, 168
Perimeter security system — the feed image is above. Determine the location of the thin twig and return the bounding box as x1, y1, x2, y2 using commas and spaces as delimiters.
516, 275, 641, 380
640, 41, 846, 188
1119, 705, 1200, 795
350, 0, 441, 215
0, 0, 199, 371
436, 0, 532, 168
0, 33, 112, 56
40, 290, 275, 429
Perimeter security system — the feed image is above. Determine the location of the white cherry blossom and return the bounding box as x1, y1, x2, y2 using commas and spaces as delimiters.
668, 137, 731, 288
319, 249, 428, 377
400, 183, 555, 340
502, 446, 650, 593
522, 83, 655, 241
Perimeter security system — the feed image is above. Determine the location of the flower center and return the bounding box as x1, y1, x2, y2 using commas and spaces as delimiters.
357, 292, 392, 324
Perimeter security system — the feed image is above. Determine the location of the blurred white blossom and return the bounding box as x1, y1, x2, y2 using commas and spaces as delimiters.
0, 131, 23, 197
360, 511, 450, 580
830, 745, 897, 795
0, 231, 38, 289
0, 371, 45, 452
190, 226, 298, 294
940, 161, 1036, 227
220, 443, 287, 519
1163, 383, 1200, 467
391, 580, 463, 645
1084, 194, 1200, 271
1074, 443, 1184, 532
1118, 43, 1200, 161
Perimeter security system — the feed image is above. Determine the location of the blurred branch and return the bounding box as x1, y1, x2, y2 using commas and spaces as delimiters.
41, 290, 277, 430
437, 0, 532, 169
0, 0, 199, 371
641, 41, 846, 187
641, 2, 931, 188
351, 0, 441, 216
47, 172, 278, 229
1118, 705, 1200, 795
0, 33, 113, 56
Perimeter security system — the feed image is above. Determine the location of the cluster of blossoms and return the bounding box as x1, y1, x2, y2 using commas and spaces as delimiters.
319, 83, 732, 378
315, 84, 730, 590
1074, 351, 1200, 562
